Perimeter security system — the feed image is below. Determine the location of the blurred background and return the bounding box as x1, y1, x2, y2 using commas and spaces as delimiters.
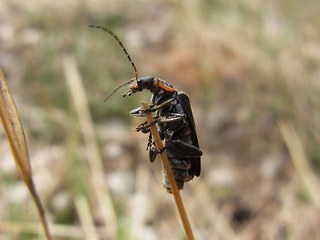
1, 0, 320, 239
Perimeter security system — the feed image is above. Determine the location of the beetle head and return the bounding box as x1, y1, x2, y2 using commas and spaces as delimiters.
122, 76, 155, 97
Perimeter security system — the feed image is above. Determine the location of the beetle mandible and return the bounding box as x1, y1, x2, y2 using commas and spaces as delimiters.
89, 25, 203, 192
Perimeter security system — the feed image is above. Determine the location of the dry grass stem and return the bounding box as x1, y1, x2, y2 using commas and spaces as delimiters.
75, 195, 100, 240
279, 121, 320, 209
62, 56, 117, 238
195, 183, 236, 240
0, 222, 109, 239
0, 69, 52, 240
129, 163, 150, 240
141, 101, 195, 240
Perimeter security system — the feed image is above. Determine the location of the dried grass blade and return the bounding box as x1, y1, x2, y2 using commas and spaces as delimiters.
62, 56, 117, 238
0, 69, 52, 240
0, 69, 31, 186
75, 195, 99, 240
279, 121, 320, 210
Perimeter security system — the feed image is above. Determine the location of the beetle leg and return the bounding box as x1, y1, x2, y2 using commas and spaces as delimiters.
149, 146, 158, 162
130, 97, 175, 118
135, 119, 158, 133
166, 140, 203, 157
158, 113, 185, 123
158, 114, 188, 137
149, 97, 176, 111
135, 121, 149, 132
149, 145, 166, 162
146, 133, 153, 150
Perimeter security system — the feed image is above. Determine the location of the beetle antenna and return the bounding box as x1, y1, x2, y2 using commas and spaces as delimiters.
103, 79, 134, 102
88, 25, 138, 81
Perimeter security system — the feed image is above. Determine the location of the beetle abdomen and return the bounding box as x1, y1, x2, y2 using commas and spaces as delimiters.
158, 100, 202, 192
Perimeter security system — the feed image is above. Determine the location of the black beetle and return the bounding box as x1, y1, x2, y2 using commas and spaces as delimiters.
89, 25, 203, 192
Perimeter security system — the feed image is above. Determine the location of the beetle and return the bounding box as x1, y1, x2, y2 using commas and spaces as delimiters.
89, 25, 203, 192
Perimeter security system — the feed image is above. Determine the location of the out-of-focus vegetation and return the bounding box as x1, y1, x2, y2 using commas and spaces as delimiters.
1, 0, 320, 239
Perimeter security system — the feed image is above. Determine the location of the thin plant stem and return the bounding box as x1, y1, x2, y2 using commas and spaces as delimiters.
0, 69, 52, 240
140, 101, 195, 240
62, 56, 117, 238
279, 121, 320, 209
75, 195, 99, 240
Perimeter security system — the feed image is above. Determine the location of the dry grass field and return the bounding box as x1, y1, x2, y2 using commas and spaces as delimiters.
1, 0, 320, 239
